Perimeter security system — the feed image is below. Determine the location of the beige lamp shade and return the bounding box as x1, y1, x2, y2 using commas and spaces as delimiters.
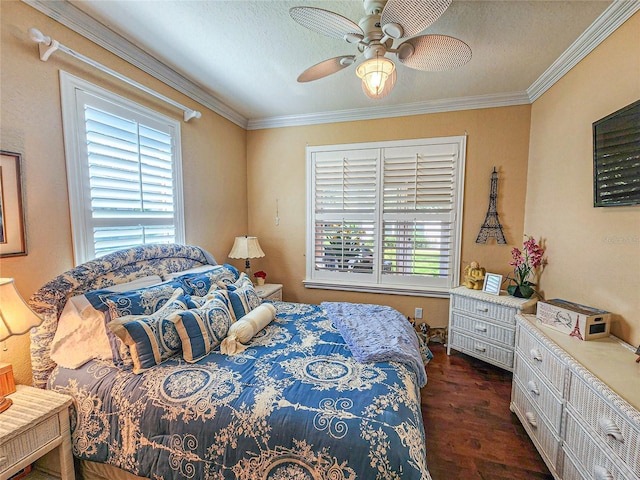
0, 278, 43, 342
228, 236, 265, 260
228, 236, 265, 279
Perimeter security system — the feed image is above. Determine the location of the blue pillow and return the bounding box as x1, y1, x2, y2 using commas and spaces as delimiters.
226, 273, 262, 320
84, 279, 184, 367
170, 296, 235, 362
176, 263, 240, 296
108, 290, 190, 373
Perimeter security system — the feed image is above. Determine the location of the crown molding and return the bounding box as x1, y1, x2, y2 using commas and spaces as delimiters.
22, 0, 249, 129
247, 91, 531, 130
23, 0, 636, 131
527, 0, 640, 102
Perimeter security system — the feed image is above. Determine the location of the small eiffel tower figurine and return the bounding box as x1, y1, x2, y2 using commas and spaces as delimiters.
476, 167, 507, 244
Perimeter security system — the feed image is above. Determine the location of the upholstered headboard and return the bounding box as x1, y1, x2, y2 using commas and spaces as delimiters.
28, 243, 216, 388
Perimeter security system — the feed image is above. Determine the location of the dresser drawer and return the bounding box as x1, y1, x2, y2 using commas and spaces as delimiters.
449, 330, 513, 369
516, 325, 566, 395
513, 354, 564, 432
0, 414, 61, 472
450, 312, 515, 347
564, 407, 635, 480
511, 381, 561, 474
567, 373, 640, 477
562, 449, 588, 480
451, 294, 517, 325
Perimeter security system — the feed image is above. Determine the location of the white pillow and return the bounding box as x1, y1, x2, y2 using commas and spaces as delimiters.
162, 265, 217, 280
49, 275, 163, 369
220, 303, 276, 355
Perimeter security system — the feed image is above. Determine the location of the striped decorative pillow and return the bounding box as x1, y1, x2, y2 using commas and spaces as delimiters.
108, 289, 190, 373
170, 296, 235, 362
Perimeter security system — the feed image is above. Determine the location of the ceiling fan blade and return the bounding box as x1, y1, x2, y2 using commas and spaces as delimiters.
397, 34, 471, 71
381, 0, 452, 38
290, 7, 363, 41
297, 55, 357, 82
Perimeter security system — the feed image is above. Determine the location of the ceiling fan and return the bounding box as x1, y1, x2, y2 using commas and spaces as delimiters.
290, 0, 472, 99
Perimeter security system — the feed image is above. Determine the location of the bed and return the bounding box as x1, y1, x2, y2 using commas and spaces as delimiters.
29, 243, 432, 480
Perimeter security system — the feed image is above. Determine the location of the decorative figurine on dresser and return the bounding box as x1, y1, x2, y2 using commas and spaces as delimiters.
447, 285, 537, 371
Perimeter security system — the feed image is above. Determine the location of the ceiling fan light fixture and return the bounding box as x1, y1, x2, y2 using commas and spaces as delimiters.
356, 56, 395, 98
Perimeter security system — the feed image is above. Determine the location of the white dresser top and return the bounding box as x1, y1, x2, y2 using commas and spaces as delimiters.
450, 286, 538, 309
518, 314, 640, 410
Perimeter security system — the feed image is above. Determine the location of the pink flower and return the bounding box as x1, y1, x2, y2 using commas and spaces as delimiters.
509, 235, 546, 287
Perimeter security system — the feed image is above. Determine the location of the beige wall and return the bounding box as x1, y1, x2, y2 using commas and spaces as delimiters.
0, 1, 248, 385
247, 106, 532, 326
525, 12, 640, 346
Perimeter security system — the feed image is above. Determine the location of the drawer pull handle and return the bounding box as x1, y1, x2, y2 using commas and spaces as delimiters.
530, 348, 542, 362
525, 411, 537, 428
598, 418, 624, 443
474, 324, 487, 333
527, 380, 540, 396
474, 344, 487, 353
476, 307, 489, 313
594, 466, 614, 480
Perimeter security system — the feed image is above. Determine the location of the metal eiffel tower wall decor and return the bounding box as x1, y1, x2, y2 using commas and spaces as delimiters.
476, 167, 507, 244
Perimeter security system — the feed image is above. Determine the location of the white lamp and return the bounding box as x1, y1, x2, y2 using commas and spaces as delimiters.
0, 278, 43, 413
356, 55, 396, 99
228, 236, 265, 280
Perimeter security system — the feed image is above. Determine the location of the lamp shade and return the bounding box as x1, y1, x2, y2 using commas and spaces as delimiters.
0, 278, 42, 342
356, 56, 396, 98
228, 236, 265, 260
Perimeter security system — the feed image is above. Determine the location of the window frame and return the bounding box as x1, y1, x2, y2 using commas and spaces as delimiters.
304, 136, 466, 297
60, 71, 185, 265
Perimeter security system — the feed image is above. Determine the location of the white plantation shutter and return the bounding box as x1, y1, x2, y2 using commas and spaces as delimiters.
61, 72, 184, 264
381, 144, 458, 289
312, 150, 377, 278
306, 137, 465, 295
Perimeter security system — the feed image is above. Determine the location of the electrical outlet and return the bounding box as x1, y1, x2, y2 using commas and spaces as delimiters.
415, 307, 423, 319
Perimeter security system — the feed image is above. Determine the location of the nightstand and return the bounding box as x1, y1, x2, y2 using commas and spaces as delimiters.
447, 286, 537, 371
255, 283, 283, 301
0, 385, 75, 480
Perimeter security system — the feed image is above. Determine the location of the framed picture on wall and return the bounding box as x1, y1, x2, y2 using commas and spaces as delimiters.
0, 151, 27, 257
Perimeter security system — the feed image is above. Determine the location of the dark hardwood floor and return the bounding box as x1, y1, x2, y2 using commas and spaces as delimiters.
421, 344, 554, 480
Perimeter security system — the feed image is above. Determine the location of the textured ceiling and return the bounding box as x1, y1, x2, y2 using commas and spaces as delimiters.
65, 1, 613, 123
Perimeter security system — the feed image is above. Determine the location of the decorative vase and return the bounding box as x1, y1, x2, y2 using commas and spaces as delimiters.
507, 284, 534, 299
256, 278, 265, 286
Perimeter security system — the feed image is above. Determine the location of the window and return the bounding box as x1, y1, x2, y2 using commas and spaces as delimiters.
60, 72, 185, 264
305, 136, 466, 297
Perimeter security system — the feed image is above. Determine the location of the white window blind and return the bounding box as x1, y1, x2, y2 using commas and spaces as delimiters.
305, 137, 466, 296
61, 71, 185, 264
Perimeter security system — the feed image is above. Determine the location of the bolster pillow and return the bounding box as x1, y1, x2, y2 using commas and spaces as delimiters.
220, 303, 276, 355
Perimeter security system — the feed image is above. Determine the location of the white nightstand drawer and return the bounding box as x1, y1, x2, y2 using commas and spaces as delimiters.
450, 312, 515, 347
0, 414, 60, 470
451, 294, 518, 325
448, 330, 514, 369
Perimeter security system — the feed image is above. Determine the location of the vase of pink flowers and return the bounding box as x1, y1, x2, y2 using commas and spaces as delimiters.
507, 235, 545, 299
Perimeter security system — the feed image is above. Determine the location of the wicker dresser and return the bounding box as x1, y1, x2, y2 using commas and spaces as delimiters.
447, 286, 537, 371
512, 314, 640, 480
0, 385, 75, 479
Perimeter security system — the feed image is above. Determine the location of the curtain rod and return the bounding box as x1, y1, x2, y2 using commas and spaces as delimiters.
28, 27, 202, 122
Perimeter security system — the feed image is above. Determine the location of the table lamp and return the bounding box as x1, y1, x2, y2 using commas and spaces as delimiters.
0, 278, 43, 413
228, 236, 265, 280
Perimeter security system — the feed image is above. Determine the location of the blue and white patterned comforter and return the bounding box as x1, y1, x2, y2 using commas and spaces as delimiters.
49, 301, 432, 480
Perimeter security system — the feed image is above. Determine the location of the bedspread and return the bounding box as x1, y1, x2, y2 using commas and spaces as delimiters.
48, 301, 432, 480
